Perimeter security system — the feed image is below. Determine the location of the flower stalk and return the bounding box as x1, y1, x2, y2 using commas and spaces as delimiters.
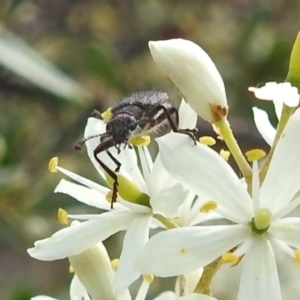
214, 117, 252, 184
259, 104, 294, 183
193, 257, 223, 295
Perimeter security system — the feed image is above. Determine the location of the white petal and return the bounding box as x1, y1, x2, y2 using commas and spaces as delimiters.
134, 278, 151, 300
175, 268, 203, 295
56, 166, 108, 195
70, 275, 91, 300
69, 242, 117, 300
84, 118, 147, 193
273, 99, 283, 121
180, 295, 217, 300
27, 210, 138, 260
149, 39, 227, 122
136, 225, 250, 277
237, 238, 282, 300
31, 297, 57, 300
137, 146, 152, 188
113, 214, 151, 292
151, 183, 189, 218
269, 217, 300, 248
147, 153, 177, 195
153, 291, 177, 300
55, 179, 113, 210
157, 133, 254, 224
248, 82, 299, 107
178, 99, 198, 129
260, 108, 300, 211
252, 107, 275, 146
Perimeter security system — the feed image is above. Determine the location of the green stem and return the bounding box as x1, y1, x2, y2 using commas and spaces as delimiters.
259, 105, 294, 183
193, 257, 223, 295
215, 117, 252, 184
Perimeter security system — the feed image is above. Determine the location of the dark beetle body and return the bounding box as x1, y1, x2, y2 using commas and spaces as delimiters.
106, 90, 174, 143
75, 90, 196, 208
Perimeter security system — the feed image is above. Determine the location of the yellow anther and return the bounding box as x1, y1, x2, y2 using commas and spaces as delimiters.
254, 208, 272, 231
220, 149, 230, 161
101, 107, 113, 121
48, 157, 58, 173
58, 208, 69, 225
200, 200, 217, 213
129, 135, 151, 146
180, 248, 186, 254
222, 253, 240, 265
295, 249, 300, 265
245, 149, 266, 162
142, 274, 154, 283
199, 136, 216, 146
111, 259, 119, 269
69, 264, 74, 273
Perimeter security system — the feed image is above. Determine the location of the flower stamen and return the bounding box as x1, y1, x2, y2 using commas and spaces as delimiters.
200, 200, 218, 212
199, 136, 216, 146
220, 149, 230, 161
111, 259, 119, 269
295, 249, 300, 265
58, 208, 68, 225
245, 149, 266, 162
222, 252, 240, 266
129, 135, 151, 146
48, 157, 58, 173
101, 107, 113, 121
142, 274, 154, 283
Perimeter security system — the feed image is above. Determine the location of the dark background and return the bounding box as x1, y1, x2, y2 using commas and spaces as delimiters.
0, 0, 299, 299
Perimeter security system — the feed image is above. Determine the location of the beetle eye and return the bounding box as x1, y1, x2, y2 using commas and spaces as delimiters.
128, 116, 137, 130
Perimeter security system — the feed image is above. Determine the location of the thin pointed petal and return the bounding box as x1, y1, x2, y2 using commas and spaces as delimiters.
237, 238, 282, 300
147, 153, 177, 195
70, 275, 91, 300
249, 82, 299, 107
252, 107, 275, 146
136, 225, 249, 277
269, 217, 300, 248
157, 133, 253, 223
27, 210, 138, 260
261, 108, 300, 211
178, 99, 198, 129
55, 179, 112, 210
151, 183, 189, 218
114, 215, 151, 292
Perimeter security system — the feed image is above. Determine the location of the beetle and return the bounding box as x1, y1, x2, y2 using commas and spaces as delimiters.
74, 90, 197, 208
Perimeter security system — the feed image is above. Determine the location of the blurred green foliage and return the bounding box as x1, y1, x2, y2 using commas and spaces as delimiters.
0, 0, 300, 299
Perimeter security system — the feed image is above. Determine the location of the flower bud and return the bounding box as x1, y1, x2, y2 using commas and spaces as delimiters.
69, 241, 117, 300
149, 39, 228, 122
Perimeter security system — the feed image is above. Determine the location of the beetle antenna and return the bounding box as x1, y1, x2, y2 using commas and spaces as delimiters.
74, 134, 104, 150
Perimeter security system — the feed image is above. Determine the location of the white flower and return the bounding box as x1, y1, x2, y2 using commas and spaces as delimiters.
68, 238, 117, 300
149, 39, 228, 122
153, 292, 217, 300
28, 101, 204, 292
249, 82, 300, 146
31, 275, 91, 300
136, 108, 300, 300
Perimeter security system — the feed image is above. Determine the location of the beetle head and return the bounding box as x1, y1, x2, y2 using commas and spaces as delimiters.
106, 114, 137, 142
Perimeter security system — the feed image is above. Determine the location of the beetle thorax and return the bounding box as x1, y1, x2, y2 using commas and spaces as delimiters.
106, 113, 138, 142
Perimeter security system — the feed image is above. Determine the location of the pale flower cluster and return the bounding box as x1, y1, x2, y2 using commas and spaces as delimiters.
29, 38, 300, 300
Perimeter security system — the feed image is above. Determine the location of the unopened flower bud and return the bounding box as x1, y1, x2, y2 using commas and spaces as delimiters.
149, 39, 228, 122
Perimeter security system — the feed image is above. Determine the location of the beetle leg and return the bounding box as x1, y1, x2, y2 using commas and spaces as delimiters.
156, 105, 198, 144
93, 138, 121, 208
